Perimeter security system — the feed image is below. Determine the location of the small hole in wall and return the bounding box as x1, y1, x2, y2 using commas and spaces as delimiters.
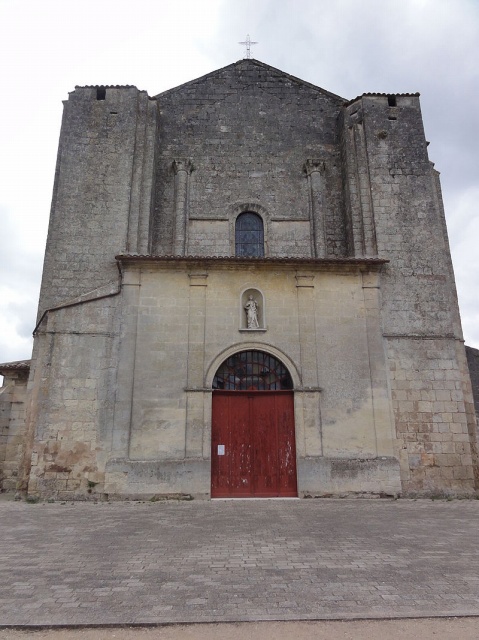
387, 95, 397, 107
388, 115, 397, 120
96, 87, 106, 100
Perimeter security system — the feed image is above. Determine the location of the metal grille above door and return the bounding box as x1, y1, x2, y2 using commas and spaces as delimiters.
213, 350, 293, 390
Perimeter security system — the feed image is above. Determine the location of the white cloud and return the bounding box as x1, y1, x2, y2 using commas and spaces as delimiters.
0, 0, 477, 364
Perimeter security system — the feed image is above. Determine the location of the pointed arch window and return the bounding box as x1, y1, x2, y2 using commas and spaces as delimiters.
235, 212, 264, 257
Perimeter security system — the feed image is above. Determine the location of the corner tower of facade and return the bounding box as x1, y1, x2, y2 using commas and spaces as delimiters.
1, 59, 477, 499
38, 85, 157, 313
341, 93, 477, 491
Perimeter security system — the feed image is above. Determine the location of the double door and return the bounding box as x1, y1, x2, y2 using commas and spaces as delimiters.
211, 391, 297, 498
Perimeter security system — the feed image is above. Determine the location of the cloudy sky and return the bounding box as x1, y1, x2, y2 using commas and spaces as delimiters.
0, 0, 478, 367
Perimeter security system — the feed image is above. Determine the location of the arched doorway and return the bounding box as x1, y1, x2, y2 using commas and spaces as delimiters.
211, 350, 297, 498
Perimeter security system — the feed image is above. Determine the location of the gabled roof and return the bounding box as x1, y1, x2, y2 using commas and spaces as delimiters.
0, 359, 31, 375
154, 58, 346, 103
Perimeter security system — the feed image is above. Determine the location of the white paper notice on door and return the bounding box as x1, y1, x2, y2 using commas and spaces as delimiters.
217, 444, 225, 455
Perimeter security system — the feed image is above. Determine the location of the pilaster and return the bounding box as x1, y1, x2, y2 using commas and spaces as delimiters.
304, 159, 327, 258
112, 268, 141, 458
173, 159, 193, 256
133, 98, 158, 255
185, 273, 208, 457
296, 274, 322, 456
362, 270, 395, 456
342, 106, 377, 257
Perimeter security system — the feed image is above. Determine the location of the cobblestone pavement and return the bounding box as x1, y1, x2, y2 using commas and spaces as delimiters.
1, 498, 479, 626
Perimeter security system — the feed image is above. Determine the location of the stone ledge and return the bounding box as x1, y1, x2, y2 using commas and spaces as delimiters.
298, 456, 402, 497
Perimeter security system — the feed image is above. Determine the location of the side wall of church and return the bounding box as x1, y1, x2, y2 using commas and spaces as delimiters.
341, 95, 478, 493
0, 369, 29, 491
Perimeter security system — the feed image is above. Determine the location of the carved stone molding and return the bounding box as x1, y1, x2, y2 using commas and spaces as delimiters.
295, 275, 315, 288
303, 159, 325, 176
188, 273, 208, 287
172, 158, 194, 175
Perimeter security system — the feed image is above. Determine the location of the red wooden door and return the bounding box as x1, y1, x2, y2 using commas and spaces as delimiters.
211, 391, 297, 498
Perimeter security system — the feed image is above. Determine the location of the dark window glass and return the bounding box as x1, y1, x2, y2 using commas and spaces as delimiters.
213, 350, 293, 390
235, 212, 264, 257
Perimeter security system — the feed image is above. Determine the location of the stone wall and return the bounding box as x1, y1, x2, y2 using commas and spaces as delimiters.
387, 338, 476, 492
102, 257, 400, 499
340, 93, 477, 494
25, 297, 119, 498
37, 86, 157, 315
19, 60, 478, 499
0, 363, 30, 492
342, 94, 462, 336
152, 60, 347, 258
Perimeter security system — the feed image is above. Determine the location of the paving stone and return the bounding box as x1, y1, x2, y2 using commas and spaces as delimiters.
1, 499, 479, 626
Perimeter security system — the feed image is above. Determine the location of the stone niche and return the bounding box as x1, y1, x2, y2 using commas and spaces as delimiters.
240, 288, 266, 331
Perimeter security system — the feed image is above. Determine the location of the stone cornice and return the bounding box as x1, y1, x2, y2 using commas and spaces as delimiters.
116, 254, 388, 271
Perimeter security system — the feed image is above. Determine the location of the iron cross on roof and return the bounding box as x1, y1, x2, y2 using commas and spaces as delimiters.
239, 34, 258, 59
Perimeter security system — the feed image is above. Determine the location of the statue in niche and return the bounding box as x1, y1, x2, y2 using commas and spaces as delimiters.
245, 295, 260, 329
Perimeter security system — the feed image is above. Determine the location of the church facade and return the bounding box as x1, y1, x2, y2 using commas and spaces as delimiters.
1, 59, 478, 499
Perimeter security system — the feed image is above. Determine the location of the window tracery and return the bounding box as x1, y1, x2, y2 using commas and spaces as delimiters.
235, 212, 264, 257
